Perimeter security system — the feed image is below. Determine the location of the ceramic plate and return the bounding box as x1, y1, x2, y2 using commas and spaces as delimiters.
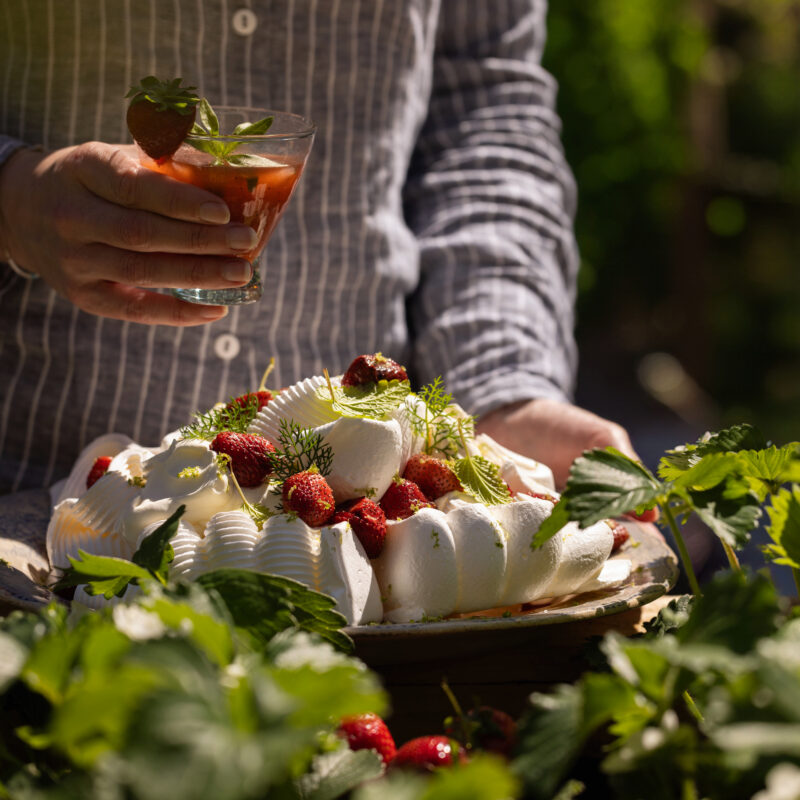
345, 519, 678, 639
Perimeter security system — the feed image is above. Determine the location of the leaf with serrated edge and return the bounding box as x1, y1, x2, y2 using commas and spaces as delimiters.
764, 485, 800, 569
688, 484, 762, 549
563, 448, 662, 527
296, 745, 383, 800
451, 454, 510, 506
316, 380, 411, 420
54, 551, 152, 589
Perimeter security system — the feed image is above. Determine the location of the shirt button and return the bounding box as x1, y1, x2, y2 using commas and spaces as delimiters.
231, 8, 258, 36
214, 333, 241, 361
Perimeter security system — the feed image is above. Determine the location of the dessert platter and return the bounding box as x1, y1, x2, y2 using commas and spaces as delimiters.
28, 353, 677, 631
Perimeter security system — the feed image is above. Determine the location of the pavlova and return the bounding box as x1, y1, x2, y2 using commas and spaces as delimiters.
47, 353, 632, 625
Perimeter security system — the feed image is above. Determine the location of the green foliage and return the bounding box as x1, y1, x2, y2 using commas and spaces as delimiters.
180, 395, 260, 440
451, 455, 511, 507
271, 419, 334, 482
513, 571, 800, 800
189, 98, 275, 166
0, 585, 385, 799
315, 380, 412, 420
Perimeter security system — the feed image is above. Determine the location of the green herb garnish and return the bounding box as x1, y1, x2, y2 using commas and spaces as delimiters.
188, 98, 274, 166
270, 419, 334, 482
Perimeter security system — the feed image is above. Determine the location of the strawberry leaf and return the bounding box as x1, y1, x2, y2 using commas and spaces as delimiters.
451, 454, 511, 506
131, 505, 184, 581
763, 485, 800, 568
686, 484, 763, 549
53, 551, 152, 599
561, 448, 663, 527
532, 498, 571, 549
658, 424, 768, 481
316, 380, 411, 420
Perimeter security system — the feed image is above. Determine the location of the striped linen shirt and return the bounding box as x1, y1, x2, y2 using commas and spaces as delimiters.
0, 0, 578, 494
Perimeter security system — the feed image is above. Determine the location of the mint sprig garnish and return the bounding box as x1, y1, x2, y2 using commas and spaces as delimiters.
270, 419, 334, 482
188, 98, 274, 166
450, 419, 510, 506
54, 506, 185, 598
316, 377, 411, 420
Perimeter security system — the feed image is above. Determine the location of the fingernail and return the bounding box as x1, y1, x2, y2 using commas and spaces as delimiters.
199, 202, 230, 224
199, 305, 228, 320
222, 260, 251, 283
227, 226, 258, 251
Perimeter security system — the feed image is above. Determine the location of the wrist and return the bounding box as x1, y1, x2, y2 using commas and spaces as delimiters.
0, 146, 44, 279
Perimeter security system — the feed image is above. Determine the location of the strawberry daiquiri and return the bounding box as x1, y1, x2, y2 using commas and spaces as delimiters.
149, 149, 304, 266
126, 80, 315, 306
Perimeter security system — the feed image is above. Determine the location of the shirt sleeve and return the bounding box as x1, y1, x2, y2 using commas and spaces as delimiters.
404, 0, 579, 418
0, 135, 28, 166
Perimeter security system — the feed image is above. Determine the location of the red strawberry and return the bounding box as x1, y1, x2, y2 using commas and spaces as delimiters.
392, 736, 465, 771
522, 491, 558, 504
333, 498, 387, 558
282, 469, 335, 527
628, 507, 659, 523
210, 431, 275, 488
86, 456, 113, 489
226, 390, 273, 415
338, 713, 396, 764
607, 520, 630, 552
402, 453, 461, 501
445, 706, 517, 758
379, 477, 434, 521
341, 353, 408, 387
126, 76, 199, 162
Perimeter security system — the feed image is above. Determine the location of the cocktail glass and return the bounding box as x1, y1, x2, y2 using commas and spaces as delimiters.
143, 106, 315, 305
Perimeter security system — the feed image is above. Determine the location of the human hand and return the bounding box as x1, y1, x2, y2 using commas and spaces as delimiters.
0, 142, 259, 325
476, 397, 639, 490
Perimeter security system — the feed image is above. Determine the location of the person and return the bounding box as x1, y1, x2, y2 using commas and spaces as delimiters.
0, 0, 637, 495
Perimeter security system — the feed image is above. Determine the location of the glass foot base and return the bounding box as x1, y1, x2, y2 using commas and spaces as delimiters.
173, 270, 262, 306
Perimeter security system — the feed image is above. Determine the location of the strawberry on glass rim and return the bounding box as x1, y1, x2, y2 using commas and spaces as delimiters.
127, 79, 315, 306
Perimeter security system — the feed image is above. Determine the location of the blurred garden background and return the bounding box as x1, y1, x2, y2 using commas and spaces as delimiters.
544, 0, 800, 584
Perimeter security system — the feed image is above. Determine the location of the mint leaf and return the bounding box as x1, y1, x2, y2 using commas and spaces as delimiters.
561, 448, 663, 527
764, 485, 800, 569
234, 116, 273, 136
131, 505, 184, 580
197, 97, 219, 135
451, 454, 511, 506
316, 380, 411, 419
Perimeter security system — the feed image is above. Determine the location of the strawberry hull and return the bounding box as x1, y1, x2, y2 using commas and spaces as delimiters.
148, 150, 304, 263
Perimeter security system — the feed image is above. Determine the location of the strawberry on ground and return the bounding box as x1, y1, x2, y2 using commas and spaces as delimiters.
333, 498, 387, 558
402, 453, 461, 501
337, 713, 396, 764
379, 476, 434, 521
392, 736, 465, 771
86, 456, 113, 489
445, 706, 517, 758
126, 76, 199, 162
341, 353, 408, 387
210, 431, 275, 488
282, 468, 335, 527
628, 506, 659, 523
